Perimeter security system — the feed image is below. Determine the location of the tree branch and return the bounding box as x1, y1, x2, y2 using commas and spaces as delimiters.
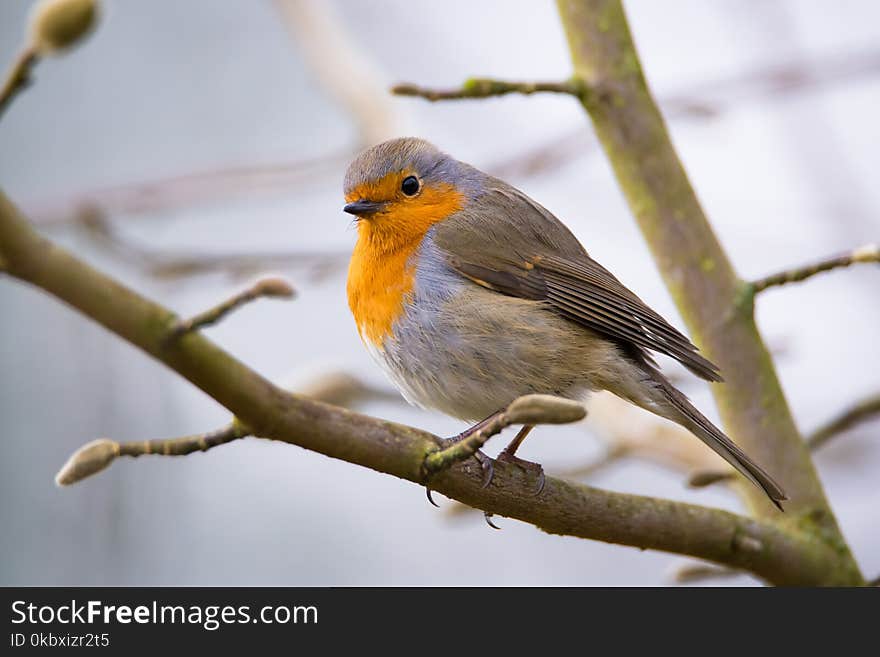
752, 244, 879, 293
54, 423, 246, 485
55, 370, 406, 486
689, 391, 880, 487
73, 207, 347, 283
392, 79, 583, 101
0, 188, 858, 585
807, 392, 880, 450
168, 276, 295, 337
0, 46, 37, 119
1, 0, 98, 118
423, 395, 586, 475
490, 46, 880, 179
552, 0, 846, 527
273, 0, 403, 144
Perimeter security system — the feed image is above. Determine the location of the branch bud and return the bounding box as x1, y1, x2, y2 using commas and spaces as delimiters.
54, 438, 118, 486
253, 276, 296, 299
29, 0, 99, 56
505, 394, 586, 426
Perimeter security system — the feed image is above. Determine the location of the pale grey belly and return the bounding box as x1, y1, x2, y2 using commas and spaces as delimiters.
372, 283, 622, 422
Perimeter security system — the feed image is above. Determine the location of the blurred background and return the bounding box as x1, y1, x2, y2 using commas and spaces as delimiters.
0, 0, 877, 586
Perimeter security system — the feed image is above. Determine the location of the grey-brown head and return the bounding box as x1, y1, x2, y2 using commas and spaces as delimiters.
342, 137, 482, 217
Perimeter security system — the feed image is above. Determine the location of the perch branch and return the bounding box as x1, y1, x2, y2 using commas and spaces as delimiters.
752, 244, 879, 293
56, 394, 585, 487
392, 79, 584, 101
0, 188, 859, 585
169, 277, 295, 337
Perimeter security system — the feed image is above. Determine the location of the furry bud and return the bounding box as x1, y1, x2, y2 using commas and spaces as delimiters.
29, 0, 98, 55
55, 438, 118, 486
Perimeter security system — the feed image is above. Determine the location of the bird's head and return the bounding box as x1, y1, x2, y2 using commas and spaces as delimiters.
343, 137, 479, 249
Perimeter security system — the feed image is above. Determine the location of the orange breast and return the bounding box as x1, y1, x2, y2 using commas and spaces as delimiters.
347, 238, 419, 346
346, 181, 464, 347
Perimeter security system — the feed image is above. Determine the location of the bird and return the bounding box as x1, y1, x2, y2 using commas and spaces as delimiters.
342, 137, 786, 509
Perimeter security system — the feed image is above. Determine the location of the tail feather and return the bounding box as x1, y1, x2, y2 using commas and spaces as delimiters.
653, 374, 788, 509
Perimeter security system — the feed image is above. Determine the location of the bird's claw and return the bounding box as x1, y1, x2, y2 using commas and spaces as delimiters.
426, 487, 439, 507
484, 511, 501, 530
496, 449, 546, 495
473, 450, 494, 489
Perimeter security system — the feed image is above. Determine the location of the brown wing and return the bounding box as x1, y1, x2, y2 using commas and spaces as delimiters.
432, 180, 722, 382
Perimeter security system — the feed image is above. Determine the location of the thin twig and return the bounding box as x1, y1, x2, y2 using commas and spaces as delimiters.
55, 371, 400, 486
807, 392, 880, 451
0, 46, 38, 119
21, 48, 880, 225
556, 444, 630, 481
422, 395, 586, 475
752, 244, 880, 293
26, 150, 351, 227
168, 277, 295, 337
392, 78, 584, 102
689, 391, 880, 487
273, 0, 402, 144
55, 423, 247, 486
671, 563, 743, 585
687, 470, 736, 488
75, 208, 347, 282
490, 47, 880, 178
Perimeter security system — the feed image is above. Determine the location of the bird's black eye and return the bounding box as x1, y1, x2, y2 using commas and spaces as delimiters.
401, 175, 420, 196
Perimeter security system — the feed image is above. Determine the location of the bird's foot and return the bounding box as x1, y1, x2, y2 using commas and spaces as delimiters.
496, 448, 545, 495
424, 435, 495, 506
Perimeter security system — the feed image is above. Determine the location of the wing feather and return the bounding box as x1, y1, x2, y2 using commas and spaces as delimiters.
432, 180, 722, 382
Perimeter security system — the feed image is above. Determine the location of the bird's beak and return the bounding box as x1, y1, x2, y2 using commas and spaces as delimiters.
343, 199, 384, 216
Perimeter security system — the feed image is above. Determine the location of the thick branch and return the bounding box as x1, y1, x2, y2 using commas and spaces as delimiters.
752, 244, 879, 293
392, 78, 582, 101
554, 0, 843, 523
0, 189, 858, 585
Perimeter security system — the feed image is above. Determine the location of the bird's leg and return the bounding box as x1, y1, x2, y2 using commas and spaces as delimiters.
425, 411, 500, 507
446, 412, 497, 487
496, 425, 545, 495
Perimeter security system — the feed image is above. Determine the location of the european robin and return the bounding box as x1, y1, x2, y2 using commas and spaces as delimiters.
343, 137, 786, 508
